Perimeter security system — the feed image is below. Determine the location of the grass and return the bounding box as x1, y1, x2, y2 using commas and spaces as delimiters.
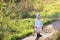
52, 31, 60, 40
56, 31, 60, 40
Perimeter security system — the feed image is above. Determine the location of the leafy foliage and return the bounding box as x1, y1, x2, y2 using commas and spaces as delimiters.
0, 0, 60, 40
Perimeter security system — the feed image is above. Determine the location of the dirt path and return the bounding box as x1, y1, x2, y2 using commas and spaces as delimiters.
22, 20, 60, 40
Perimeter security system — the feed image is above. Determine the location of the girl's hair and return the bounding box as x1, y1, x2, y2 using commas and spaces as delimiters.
36, 13, 40, 17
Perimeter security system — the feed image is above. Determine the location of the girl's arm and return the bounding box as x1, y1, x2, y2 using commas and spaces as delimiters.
32, 25, 36, 36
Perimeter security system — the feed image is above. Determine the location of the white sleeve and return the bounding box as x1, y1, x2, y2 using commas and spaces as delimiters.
35, 21, 37, 27
41, 20, 43, 26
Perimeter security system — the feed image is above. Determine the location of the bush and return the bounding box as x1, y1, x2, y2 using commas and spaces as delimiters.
0, 32, 4, 40
10, 29, 33, 40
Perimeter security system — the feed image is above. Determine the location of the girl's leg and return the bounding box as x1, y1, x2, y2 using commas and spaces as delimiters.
37, 33, 42, 38
35, 33, 42, 40
35, 27, 42, 40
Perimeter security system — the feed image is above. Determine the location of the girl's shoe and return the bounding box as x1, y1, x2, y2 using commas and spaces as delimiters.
40, 34, 42, 37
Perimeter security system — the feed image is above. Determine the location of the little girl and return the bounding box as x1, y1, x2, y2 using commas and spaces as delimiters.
35, 13, 43, 40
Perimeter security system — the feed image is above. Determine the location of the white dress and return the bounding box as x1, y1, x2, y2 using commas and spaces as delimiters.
35, 19, 43, 33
